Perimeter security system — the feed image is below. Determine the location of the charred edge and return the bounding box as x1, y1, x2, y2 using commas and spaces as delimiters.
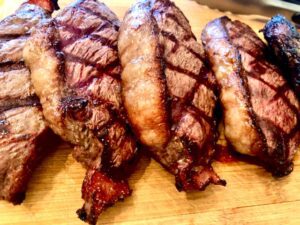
264, 17, 300, 98
0, 95, 41, 114
0, 61, 26, 73
264, 15, 299, 40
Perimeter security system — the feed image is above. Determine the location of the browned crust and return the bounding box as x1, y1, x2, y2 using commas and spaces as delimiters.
118, 0, 170, 148
202, 16, 300, 176
0, 0, 58, 204
263, 15, 300, 99
119, 0, 225, 191
25, 1, 138, 224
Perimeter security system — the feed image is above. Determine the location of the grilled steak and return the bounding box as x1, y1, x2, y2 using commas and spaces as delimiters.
263, 14, 300, 99
24, 0, 138, 224
0, 0, 58, 204
119, 0, 225, 191
202, 16, 300, 176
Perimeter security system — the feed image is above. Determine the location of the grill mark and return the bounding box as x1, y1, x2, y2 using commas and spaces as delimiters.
91, 102, 131, 169
164, 13, 195, 40
0, 61, 26, 73
246, 68, 300, 146
221, 17, 300, 170
0, 33, 29, 42
55, 21, 98, 48
272, 83, 290, 101
156, 3, 218, 163
77, 5, 112, 26
234, 35, 300, 118
160, 30, 205, 61
179, 78, 216, 139
65, 53, 120, 88
185, 80, 216, 124
57, 18, 116, 49
89, 34, 117, 51
246, 71, 299, 118
0, 95, 41, 114
157, 0, 194, 39
257, 116, 292, 163
188, 104, 214, 127
165, 61, 214, 90
79, 45, 94, 85
229, 22, 265, 57
161, 30, 179, 53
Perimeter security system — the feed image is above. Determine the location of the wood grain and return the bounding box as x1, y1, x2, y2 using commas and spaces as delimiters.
0, 0, 299, 224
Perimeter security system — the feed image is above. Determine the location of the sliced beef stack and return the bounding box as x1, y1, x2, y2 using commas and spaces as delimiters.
24, 0, 138, 224
202, 16, 300, 176
119, 0, 225, 191
0, 0, 58, 204
264, 14, 300, 100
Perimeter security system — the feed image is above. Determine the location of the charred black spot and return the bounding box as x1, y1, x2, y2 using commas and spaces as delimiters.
0, 120, 9, 136
76, 208, 87, 222
51, 0, 60, 10
61, 96, 91, 121
10, 191, 26, 205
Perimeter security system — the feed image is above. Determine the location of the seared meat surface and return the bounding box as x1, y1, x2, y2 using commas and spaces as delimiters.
264, 15, 300, 99
119, 0, 225, 191
0, 0, 57, 204
202, 16, 300, 176
24, 0, 137, 224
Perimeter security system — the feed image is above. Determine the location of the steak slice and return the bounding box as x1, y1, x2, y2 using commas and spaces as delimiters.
119, 0, 225, 191
263, 14, 300, 100
24, 0, 138, 224
0, 0, 57, 204
202, 16, 300, 176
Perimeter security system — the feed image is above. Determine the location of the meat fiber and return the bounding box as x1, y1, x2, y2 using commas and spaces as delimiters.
24, 0, 138, 224
202, 16, 300, 176
0, 0, 57, 204
119, 0, 225, 191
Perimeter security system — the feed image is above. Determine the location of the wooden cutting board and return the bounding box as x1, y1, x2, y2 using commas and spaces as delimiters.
0, 0, 299, 224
